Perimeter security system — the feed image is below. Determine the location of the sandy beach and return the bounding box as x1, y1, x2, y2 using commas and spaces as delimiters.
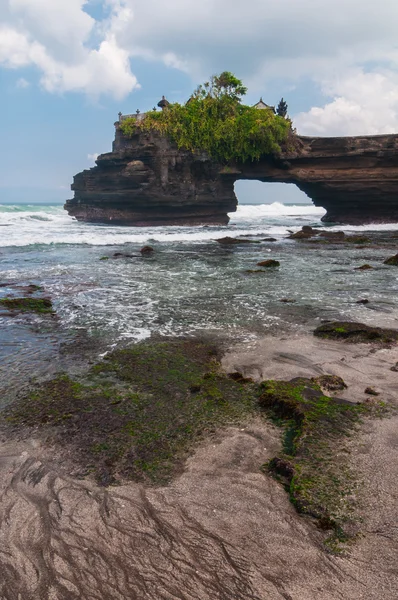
1, 333, 397, 600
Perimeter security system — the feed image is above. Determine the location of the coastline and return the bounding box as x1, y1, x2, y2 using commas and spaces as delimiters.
1, 330, 397, 599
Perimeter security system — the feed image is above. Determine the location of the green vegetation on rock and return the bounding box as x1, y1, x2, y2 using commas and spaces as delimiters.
4, 340, 257, 486
314, 321, 398, 344
259, 378, 371, 551
0, 297, 53, 314
120, 72, 292, 163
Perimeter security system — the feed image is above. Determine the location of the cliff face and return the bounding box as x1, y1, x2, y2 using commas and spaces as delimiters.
65, 124, 398, 225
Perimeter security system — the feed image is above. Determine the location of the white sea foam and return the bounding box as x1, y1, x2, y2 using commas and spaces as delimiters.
230, 202, 325, 219
1, 203, 398, 247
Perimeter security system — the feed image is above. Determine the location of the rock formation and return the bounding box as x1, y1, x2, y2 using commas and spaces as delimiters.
65, 122, 398, 225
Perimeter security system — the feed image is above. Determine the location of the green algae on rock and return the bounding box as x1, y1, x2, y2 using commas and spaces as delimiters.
0, 297, 53, 314
258, 377, 369, 551
3, 340, 257, 486
314, 321, 398, 344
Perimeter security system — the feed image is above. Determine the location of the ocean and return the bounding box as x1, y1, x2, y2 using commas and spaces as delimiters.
1, 202, 398, 400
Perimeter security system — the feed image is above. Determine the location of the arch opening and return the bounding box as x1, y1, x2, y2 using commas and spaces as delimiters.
233, 180, 311, 206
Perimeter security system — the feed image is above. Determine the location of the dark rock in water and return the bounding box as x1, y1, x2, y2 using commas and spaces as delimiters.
257, 259, 280, 267
65, 123, 398, 226
356, 298, 370, 304
262, 237, 277, 242
113, 252, 134, 258
384, 253, 398, 266
280, 298, 296, 303
355, 264, 373, 270
216, 237, 258, 245
346, 235, 370, 244
314, 321, 398, 343
288, 230, 313, 240
364, 387, 379, 396
302, 225, 321, 235
319, 231, 345, 240
140, 246, 154, 255
390, 362, 398, 372
313, 375, 347, 391
0, 297, 53, 314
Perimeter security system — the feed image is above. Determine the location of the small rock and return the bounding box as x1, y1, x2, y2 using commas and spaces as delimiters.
390, 362, 398, 372
216, 237, 259, 245
356, 298, 370, 304
228, 372, 253, 384
346, 235, 370, 244
364, 387, 379, 396
384, 253, 398, 266
113, 252, 134, 258
140, 246, 154, 255
262, 237, 277, 242
319, 231, 345, 240
313, 375, 347, 391
354, 264, 373, 271
280, 298, 296, 303
256, 259, 280, 268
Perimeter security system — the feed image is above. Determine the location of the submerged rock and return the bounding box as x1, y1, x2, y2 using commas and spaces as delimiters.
140, 246, 155, 255
355, 264, 373, 270
256, 259, 280, 267
216, 237, 259, 245
0, 297, 53, 314
384, 253, 398, 266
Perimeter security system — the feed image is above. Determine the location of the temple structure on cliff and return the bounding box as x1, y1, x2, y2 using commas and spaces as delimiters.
253, 98, 275, 112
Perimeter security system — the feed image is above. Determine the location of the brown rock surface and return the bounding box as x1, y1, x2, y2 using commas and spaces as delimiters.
65, 125, 398, 226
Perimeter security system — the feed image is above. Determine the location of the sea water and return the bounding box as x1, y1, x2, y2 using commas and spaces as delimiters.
1, 202, 398, 398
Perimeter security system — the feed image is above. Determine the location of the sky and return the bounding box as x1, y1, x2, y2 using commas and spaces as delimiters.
1, 0, 398, 205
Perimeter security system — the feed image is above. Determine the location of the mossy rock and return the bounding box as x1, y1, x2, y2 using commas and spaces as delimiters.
3, 340, 257, 486
384, 253, 398, 266
314, 321, 398, 344
0, 297, 53, 314
259, 377, 366, 547
346, 235, 370, 244
256, 259, 280, 268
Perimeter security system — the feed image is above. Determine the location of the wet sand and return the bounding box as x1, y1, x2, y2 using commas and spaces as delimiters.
1, 335, 398, 599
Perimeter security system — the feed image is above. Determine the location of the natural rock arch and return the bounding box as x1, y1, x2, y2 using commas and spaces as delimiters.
65, 125, 398, 226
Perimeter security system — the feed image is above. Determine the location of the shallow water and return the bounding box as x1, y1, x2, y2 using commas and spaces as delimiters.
1, 202, 398, 398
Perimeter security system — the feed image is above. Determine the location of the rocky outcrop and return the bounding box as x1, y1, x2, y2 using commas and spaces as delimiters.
65, 123, 398, 225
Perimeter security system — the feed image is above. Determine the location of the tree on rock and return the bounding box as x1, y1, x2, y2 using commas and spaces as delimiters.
277, 98, 288, 118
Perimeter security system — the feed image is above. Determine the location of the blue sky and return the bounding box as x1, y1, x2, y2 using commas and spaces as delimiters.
1, 0, 398, 205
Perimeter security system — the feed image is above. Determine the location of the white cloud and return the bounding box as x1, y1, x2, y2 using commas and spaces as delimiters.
0, 0, 139, 98
295, 70, 398, 136
1, 0, 398, 136
16, 76, 29, 88
87, 152, 99, 164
